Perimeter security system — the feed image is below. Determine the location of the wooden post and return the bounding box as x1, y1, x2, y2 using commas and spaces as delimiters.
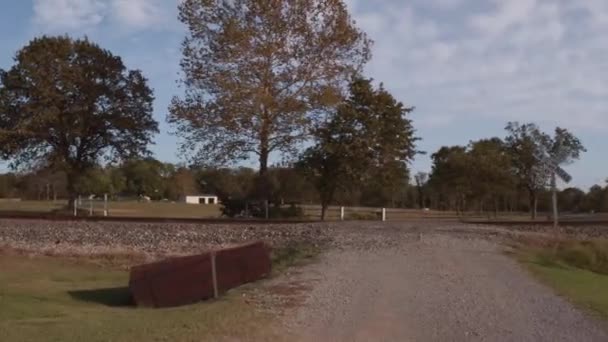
211, 252, 219, 299
340, 206, 345, 221
89, 198, 93, 216
73, 198, 77, 217
551, 172, 558, 228
264, 200, 269, 220
382, 208, 386, 222
103, 194, 108, 217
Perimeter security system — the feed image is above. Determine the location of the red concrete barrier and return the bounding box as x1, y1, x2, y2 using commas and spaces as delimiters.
129, 241, 271, 308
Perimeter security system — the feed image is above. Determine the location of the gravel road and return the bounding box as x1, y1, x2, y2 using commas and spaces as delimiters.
274, 223, 608, 342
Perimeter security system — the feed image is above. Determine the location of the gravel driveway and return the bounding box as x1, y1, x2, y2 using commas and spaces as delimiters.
274, 223, 608, 342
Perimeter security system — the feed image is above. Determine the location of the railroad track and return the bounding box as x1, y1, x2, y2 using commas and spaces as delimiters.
0, 212, 316, 225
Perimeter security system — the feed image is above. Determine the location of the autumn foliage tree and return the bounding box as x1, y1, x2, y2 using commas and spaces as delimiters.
169, 0, 371, 176
0, 36, 158, 204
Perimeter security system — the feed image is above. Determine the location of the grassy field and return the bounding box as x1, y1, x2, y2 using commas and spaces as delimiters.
517, 240, 608, 319
0, 243, 320, 341
0, 200, 222, 218
3, 200, 600, 222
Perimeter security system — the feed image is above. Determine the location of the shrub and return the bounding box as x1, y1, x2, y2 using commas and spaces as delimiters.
220, 199, 304, 219
554, 240, 608, 275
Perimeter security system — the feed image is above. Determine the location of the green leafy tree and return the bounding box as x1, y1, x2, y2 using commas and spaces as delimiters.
74, 167, 113, 196
467, 138, 515, 215
558, 187, 586, 213
0, 36, 158, 205
299, 77, 418, 219
428, 146, 471, 212
121, 158, 172, 200
505, 122, 585, 219
169, 0, 371, 177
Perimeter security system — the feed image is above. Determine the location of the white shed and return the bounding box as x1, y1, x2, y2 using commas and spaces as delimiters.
183, 195, 219, 205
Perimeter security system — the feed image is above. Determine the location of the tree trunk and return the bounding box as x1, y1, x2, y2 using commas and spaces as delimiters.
66, 172, 79, 210
529, 190, 538, 220
417, 187, 424, 209
259, 147, 269, 175
321, 203, 327, 221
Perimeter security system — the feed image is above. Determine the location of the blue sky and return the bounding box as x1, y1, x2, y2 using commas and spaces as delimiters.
0, 0, 606, 189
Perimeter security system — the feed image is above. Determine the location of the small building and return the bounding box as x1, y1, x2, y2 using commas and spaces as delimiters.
182, 195, 220, 205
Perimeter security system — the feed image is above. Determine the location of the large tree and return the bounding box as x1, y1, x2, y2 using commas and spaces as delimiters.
0, 36, 158, 204
299, 77, 417, 219
505, 122, 585, 219
169, 0, 371, 175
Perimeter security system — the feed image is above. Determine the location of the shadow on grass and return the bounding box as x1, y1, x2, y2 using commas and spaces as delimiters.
68, 287, 133, 307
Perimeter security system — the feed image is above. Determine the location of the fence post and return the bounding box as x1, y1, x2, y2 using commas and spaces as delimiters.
73, 198, 77, 217
103, 194, 108, 217
264, 200, 269, 220
211, 252, 219, 299
340, 206, 345, 221
89, 198, 93, 216
382, 208, 386, 222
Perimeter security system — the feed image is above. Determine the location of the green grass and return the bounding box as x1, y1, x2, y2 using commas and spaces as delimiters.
0, 243, 322, 341
517, 240, 608, 319
0, 255, 278, 341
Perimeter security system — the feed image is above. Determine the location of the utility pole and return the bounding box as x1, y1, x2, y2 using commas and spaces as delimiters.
551, 171, 558, 228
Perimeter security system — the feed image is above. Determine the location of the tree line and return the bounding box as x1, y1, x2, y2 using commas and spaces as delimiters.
421, 122, 604, 218
0, 0, 602, 219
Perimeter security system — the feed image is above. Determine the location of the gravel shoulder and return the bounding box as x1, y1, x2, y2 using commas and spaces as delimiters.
1, 219, 607, 341
271, 224, 608, 341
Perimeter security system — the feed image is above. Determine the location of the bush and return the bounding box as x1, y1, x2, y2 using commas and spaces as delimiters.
220, 199, 304, 219
268, 204, 304, 219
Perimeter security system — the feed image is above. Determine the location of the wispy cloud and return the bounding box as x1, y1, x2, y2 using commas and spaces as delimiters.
33, 0, 107, 31
346, 0, 608, 131
32, 0, 179, 33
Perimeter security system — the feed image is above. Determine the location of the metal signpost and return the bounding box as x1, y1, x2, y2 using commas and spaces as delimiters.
537, 153, 572, 228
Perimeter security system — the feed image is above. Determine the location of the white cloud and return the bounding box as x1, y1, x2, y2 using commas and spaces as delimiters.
469, 0, 537, 35
32, 0, 178, 32
345, 0, 608, 132
33, 0, 107, 31
110, 0, 169, 29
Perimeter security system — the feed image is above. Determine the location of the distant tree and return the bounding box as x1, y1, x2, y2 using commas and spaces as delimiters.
299, 77, 417, 219
582, 185, 608, 213
267, 166, 317, 205
197, 167, 257, 201
121, 158, 171, 200
0, 172, 19, 198
558, 187, 586, 213
169, 0, 371, 179
165, 167, 199, 201
0, 36, 158, 205
467, 138, 515, 216
505, 122, 585, 219
428, 146, 470, 212
75, 166, 113, 196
